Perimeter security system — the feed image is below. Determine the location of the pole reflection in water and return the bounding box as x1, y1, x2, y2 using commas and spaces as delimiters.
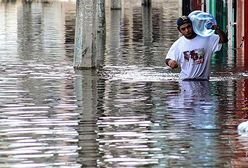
74, 70, 99, 167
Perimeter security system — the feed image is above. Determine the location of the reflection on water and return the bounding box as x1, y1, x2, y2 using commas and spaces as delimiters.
0, 0, 248, 167
0, 0, 80, 167
96, 79, 248, 167
166, 81, 216, 129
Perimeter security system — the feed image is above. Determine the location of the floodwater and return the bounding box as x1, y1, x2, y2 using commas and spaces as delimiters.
0, 0, 248, 167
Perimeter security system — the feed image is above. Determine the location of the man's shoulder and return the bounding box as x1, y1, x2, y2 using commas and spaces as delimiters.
173, 36, 185, 45
196, 34, 219, 40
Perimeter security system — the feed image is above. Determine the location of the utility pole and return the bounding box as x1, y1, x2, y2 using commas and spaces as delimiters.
74, 0, 97, 69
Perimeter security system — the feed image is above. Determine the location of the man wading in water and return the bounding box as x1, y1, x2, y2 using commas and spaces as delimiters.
165, 16, 228, 81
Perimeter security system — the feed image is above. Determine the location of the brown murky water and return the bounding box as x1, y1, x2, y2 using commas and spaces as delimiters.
0, 0, 248, 167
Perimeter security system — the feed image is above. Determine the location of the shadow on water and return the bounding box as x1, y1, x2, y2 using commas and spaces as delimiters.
0, 0, 248, 168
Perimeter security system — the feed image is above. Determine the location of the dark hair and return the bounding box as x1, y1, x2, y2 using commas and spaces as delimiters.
176, 16, 192, 28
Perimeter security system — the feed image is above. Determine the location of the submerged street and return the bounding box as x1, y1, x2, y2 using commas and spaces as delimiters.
0, 0, 248, 167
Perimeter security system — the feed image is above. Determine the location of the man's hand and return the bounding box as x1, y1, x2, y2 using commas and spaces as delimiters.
211, 24, 228, 43
211, 24, 218, 30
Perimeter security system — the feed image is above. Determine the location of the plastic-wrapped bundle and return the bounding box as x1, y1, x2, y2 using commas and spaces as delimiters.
188, 10, 217, 37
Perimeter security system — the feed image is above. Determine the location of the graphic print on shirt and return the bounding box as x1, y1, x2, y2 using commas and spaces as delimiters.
183, 48, 205, 64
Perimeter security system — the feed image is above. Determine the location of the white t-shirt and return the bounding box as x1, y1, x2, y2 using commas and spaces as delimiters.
166, 34, 222, 80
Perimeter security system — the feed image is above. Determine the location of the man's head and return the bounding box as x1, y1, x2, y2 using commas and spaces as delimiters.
176, 16, 196, 39
177, 16, 191, 28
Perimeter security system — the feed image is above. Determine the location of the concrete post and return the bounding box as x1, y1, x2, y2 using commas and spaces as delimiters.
111, 0, 121, 10
97, 1, 105, 30
142, 0, 151, 6
74, 0, 97, 69
142, 4, 153, 65
142, 3, 152, 46
96, 0, 106, 67
227, 0, 234, 64
245, 0, 248, 65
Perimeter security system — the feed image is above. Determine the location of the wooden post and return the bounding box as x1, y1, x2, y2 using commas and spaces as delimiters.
74, 0, 97, 69
111, 0, 121, 10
